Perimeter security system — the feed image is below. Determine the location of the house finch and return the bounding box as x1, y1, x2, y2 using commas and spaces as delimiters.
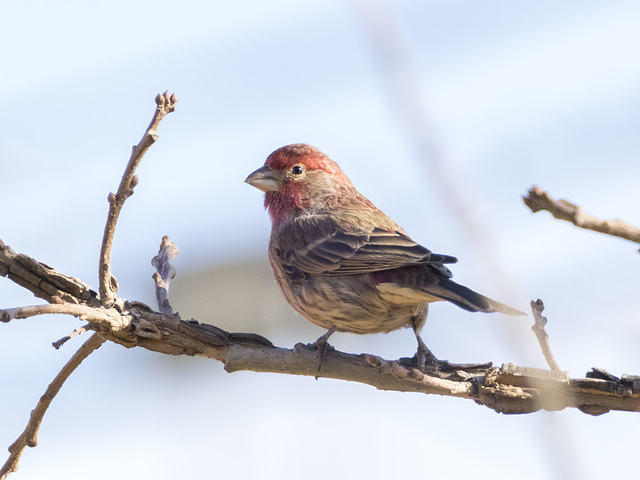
245, 144, 523, 368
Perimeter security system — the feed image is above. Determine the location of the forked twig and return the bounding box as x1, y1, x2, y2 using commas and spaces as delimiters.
2, 93, 180, 479
98, 92, 178, 306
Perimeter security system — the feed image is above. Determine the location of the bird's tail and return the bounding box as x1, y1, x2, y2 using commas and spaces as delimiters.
436, 279, 525, 316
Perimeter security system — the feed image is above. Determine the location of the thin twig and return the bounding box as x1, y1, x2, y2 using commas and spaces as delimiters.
52, 323, 93, 350
98, 91, 178, 306
0, 333, 105, 480
151, 235, 179, 314
523, 186, 640, 247
0, 303, 131, 332
530, 299, 562, 372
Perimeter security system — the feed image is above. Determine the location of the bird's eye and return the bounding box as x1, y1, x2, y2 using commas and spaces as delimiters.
291, 165, 304, 175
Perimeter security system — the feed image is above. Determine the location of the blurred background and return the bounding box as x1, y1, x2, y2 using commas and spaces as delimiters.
2, 0, 640, 478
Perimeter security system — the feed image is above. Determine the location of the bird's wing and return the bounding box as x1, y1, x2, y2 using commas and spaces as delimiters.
273, 216, 457, 281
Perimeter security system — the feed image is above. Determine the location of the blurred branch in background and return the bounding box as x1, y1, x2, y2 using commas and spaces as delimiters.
350, 0, 512, 274
349, 0, 534, 361
349, 2, 579, 479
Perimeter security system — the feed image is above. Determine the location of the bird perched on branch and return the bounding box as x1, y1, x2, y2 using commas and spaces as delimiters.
245, 144, 523, 369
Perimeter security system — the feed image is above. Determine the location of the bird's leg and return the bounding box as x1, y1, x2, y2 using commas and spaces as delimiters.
410, 309, 438, 371
412, 330, 489, 374
411, 313, 438, 370
414, 332, 438, 371
310, 326, 336, 372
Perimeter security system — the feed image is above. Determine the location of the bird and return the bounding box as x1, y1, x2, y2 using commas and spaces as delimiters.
245, 143, 524, 369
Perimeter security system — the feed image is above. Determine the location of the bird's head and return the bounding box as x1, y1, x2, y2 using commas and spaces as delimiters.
245, 144, 364, 226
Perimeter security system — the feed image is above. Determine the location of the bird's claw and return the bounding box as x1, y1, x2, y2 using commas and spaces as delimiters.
313, 341, 334, 373
309, 326, 336, 374
415, 350, 440, 372
415, 334, 439, 372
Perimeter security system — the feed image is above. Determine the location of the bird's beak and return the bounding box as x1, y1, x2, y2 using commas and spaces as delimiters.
245, 165, 282, 193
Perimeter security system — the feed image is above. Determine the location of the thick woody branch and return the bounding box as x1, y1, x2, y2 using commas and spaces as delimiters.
98, 92, 178, 306
0, 240, 98, 306
2, 241, 640, 417
0, 333, 105, 480
523, 186, 640, 246
103, 312, 639, 416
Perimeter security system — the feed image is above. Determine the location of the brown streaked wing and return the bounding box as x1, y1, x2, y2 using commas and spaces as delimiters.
275, 219, 457, 279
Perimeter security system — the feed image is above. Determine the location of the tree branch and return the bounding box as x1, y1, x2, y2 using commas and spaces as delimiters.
110, 314, 640, 416
98, 91, 178, 306
0, 301, 131, 332
1, 93, 179, 478
2, 242, 639, 417
0, 239, 99, 306
67, 307, 640, 416
52, 323, 92, 350
0, 333, 105, 480
523, 186, 640, 247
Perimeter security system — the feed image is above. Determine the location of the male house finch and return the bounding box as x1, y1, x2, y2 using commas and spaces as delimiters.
245, 144, 523, 368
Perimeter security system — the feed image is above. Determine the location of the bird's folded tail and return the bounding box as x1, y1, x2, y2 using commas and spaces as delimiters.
435, 279, 526, 316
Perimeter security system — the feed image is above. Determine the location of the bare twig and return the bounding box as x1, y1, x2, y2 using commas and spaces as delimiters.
523, 186, 640, 247
52, 323, 93, 349
98, 92, 178, 306
0, 333, 105, 480
530, 299, 562, 372
0, 303, 130, 332
151, 235, 179, 314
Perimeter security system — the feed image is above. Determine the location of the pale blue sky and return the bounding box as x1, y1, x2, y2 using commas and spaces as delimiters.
2, 1, 640, 479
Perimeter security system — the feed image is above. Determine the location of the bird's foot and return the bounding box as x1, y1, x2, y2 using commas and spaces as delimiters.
415, 335, 439, 372
415, 350, 440, 372
309, 326, 336, 373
